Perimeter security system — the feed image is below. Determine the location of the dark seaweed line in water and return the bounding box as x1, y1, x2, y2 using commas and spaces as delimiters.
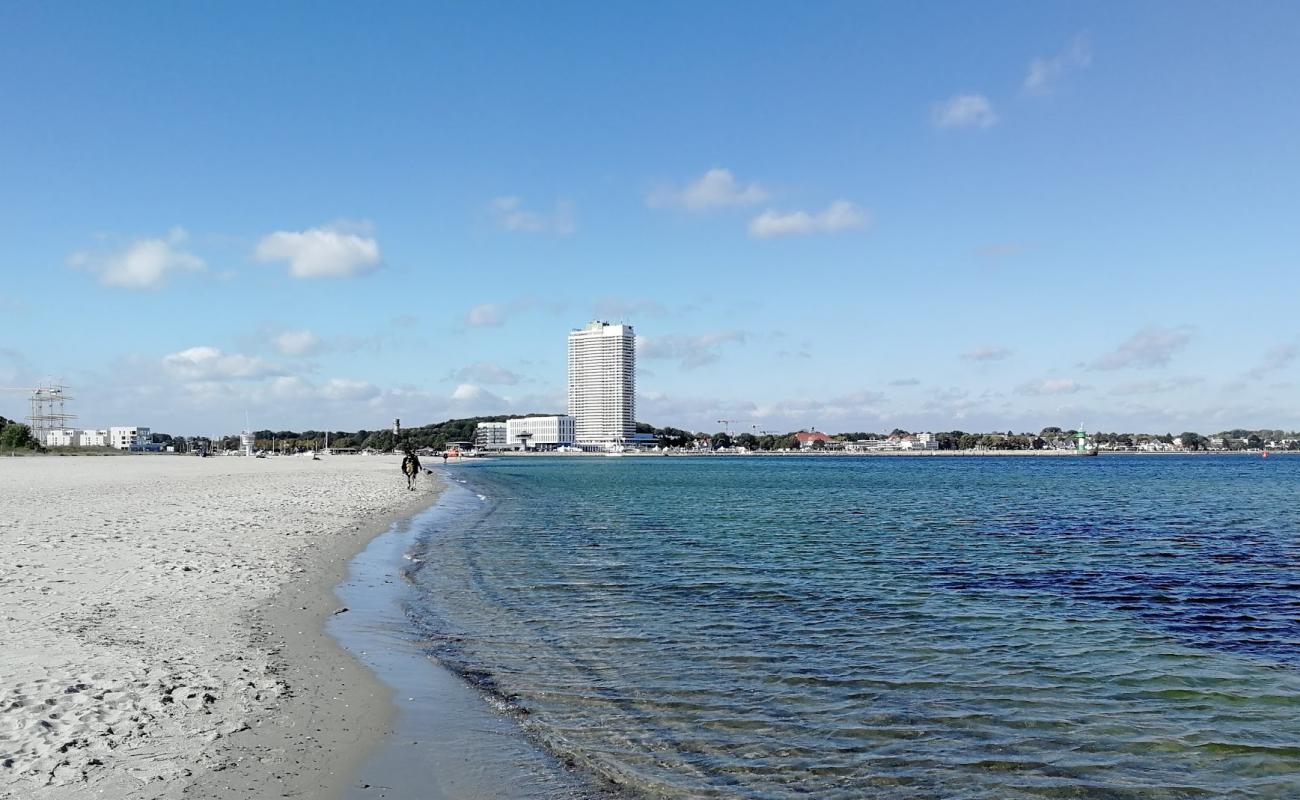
402, 458, 1300, 800
940, 562, 1300, 664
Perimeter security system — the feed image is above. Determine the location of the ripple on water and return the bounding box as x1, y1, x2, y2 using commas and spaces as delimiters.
408, 457, 1300, 799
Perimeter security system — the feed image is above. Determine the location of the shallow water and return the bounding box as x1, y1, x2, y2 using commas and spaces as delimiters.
405, 456, 1300, 798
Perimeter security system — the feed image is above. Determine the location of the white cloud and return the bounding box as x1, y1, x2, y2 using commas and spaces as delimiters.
489, 197, 575, 235
454, 362, 522, 385
162, 346, 285, 381
269, 375, 314, 400
450, 383, 481, 401
748, 201, 870, 238
636, 331, 748, 369
1018, 378, 1086, 396
962, 346, 1012, 362
320, 378, 380, 402
69, 227, 205, 289
254, 223, 380, 279
932, 94, 998, 129
1090, 326, 1193, 370
1024, 35, 1092, 95
465, 303, 505, 327
752, 390, 889, 424
646, 168, 769, 211
274, 330, 323, 357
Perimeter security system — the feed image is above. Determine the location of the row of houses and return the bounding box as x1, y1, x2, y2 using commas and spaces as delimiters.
1109, 436, 1297, 452
796, 431, 940, 451
43, 426, 152, 450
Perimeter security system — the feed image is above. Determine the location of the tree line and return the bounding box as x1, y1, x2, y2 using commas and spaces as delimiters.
153, 419, 1300, 455
203, 415, 550, 453
638, 424, 1300, 452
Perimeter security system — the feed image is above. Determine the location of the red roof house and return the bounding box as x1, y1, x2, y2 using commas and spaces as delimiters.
794, 431, 832, 448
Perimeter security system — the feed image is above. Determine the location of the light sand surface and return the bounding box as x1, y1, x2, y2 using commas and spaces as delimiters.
0, 454, 437, 799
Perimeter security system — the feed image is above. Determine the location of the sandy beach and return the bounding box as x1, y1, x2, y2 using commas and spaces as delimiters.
0, 454, 437, 800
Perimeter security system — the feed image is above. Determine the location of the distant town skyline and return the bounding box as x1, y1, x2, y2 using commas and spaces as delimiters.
2, 3, 1298, 434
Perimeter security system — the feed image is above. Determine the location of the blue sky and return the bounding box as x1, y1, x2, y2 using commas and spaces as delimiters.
2, 2, 1298, 435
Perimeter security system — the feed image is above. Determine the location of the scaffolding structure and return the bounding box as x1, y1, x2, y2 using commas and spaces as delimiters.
27, 383, 77, 442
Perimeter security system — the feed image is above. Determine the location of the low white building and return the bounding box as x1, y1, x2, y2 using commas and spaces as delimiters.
899, 433, 939, 450
1138, 440, 1175, 452
44, 428, 81, 447
843, 433, 940, 452
81, 429, 109, 447
109, 426, 151, 450
474, 422, 508, 450
507, 416, 575, 451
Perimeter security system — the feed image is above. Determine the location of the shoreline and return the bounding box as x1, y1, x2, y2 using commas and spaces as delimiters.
467, 449, 1288, 458
0, 455, 436, 800
183, 478, 441, 800
327, 474, 603, 799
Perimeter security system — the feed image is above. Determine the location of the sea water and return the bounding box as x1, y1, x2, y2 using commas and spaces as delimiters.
403, 456, 1300, 798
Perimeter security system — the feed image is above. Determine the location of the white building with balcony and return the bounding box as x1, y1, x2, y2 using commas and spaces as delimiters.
44, 428, 81, 447
81, 429, 109, 447
567, 321, 635, 448
109, 426, 151, 450
507, 416, 575, 451
474, 421, 508, 450
899, 433, 939, 450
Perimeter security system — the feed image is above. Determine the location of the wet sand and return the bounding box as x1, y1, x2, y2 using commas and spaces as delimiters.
329, 478, 604, 800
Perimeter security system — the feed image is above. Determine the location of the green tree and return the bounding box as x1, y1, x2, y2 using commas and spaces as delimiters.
655, 427, 693, 447
936, 431, 964, 450
734, 432, 759, 450
0, 422, 39, 451
710, 432, 733, 449
1178, 432, 1203, 451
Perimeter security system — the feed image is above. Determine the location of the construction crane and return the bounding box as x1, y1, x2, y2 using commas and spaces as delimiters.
716, 419, 748, 435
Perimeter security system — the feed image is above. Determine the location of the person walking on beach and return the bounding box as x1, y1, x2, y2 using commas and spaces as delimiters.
401, 446, 421, 490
